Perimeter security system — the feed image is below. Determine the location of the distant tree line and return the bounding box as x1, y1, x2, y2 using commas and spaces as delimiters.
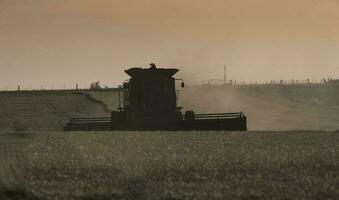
89, 81, 110, 90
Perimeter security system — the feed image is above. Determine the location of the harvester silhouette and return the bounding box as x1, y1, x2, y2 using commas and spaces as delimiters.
64, 64, 247, 131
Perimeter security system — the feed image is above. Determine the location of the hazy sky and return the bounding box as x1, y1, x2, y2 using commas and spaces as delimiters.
1, 0, 339, 89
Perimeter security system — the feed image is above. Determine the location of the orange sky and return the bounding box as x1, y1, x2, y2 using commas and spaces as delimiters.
1, 0, 339, 89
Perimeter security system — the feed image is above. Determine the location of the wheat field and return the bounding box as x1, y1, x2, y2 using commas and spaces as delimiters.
0, 131, 338, 200
0, 89, 338, 199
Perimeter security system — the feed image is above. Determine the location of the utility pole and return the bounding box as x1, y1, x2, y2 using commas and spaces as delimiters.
224, 64, 227, 84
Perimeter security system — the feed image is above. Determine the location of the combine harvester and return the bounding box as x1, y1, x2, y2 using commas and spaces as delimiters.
64, 64, 247, 131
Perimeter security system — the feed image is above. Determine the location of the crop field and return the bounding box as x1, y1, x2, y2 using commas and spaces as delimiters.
0, 131, 338, 200
0, 88, 338, 199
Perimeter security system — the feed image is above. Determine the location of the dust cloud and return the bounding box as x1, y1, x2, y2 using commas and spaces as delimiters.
179, 85, 339, 131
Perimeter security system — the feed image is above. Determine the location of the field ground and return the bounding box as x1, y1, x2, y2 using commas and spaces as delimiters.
0, 131, 338, 200
0, 87, 338, 199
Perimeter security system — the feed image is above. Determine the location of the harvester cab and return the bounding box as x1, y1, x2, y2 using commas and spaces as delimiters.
64, 64, 247, 131
115, 64, 183, 128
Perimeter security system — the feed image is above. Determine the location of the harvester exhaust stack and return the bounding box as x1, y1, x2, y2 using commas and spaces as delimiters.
64, 64, 247, 131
